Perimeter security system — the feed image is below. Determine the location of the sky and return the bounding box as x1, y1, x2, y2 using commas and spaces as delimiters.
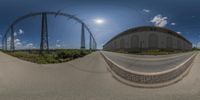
0, 0, 200, 49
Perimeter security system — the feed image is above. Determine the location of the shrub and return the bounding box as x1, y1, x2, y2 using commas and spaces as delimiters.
5, 49, 92, 64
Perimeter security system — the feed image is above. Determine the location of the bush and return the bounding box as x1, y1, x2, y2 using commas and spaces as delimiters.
5, 49, 92, 64
141, 50, 169, 55
56, 50, 91, 59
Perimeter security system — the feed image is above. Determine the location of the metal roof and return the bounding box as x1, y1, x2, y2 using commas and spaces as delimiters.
104, 26, 192, 46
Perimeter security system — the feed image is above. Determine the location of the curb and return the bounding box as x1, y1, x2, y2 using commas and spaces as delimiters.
100, 51, 197, 88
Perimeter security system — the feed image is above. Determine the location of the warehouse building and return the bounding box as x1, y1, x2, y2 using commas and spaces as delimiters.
103, 26, 192, 52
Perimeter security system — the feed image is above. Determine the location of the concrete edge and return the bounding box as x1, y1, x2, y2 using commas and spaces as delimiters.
102, 51, 196, 75
100, 51, 197, 88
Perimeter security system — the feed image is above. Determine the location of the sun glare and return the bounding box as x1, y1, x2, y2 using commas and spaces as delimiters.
94, 19, 105, 25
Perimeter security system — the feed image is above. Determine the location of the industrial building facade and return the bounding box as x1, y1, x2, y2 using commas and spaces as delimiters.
103, 26, 192, 52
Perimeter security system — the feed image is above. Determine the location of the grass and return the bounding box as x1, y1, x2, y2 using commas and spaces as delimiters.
140, 50, 191, 55
114, 49, 191, 55
4, 49, 92, 64
192, 47, 200, 51
140, 50, 171, 55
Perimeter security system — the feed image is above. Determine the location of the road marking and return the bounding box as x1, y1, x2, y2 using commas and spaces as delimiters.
103, 51, 194, 61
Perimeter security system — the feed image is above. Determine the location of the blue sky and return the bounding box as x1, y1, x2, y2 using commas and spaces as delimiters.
0, 0, 200, 49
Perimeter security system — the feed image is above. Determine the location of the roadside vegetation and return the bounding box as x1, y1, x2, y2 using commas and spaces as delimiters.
115, 49, 191, 55
4, 49, 92, 64
139, 50, 187, 55
192, 47, 200, 51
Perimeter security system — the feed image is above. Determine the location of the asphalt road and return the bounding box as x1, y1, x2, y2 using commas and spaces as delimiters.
102, 51, 195, 73
0, 51, 199, 100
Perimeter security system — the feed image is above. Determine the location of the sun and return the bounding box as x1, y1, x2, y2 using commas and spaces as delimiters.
94, 19, 105, 25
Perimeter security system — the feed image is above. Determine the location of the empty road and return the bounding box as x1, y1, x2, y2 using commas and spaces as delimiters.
102, 51, 195, 73
0, 51, 199, 100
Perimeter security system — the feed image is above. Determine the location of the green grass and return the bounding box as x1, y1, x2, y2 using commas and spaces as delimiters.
140, 50, 170, 55
139, 49, 191, 55
114, 49, 191, 55
5, 49, 92, 64
192, 47, 200, 51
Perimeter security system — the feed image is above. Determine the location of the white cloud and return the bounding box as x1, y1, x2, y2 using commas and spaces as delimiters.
14, 32, 17, 36
6, 37, 36, 49
142, 9, 150, 13
14, 39, 20, 43
12, 29, 24, 37
7, 37, 22, 48
171, 22, 176, 25
150, 14, 168, 27
14, 38, 22, 48
56, 40, 60, 42
18, 29, 24, 35
55, 40, 64, 48
177, 32, 181, 34
26, 43, 35, 49
56, 44, 61, 48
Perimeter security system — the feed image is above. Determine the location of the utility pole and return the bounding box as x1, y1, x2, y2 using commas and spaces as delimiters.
40, 13, 49, 53
10, 25, 15, 51
81, 23, 85, 49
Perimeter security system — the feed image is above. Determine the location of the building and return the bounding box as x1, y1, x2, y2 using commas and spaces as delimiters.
103, 26, 192, 52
